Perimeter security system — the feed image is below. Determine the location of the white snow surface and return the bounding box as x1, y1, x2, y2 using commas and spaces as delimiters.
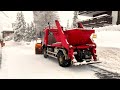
93, 25, 120, 48
1, 24, 120, 78
0, 40, 98, 79
92, 26, 120, 73
95, 31, 120, 48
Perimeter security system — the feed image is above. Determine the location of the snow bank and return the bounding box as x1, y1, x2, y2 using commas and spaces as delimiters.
93, 25, 120, 48
95, 31, 120, 48
4, 40, 23, 46
4, 40, 36, 47
92, 25, 120, 73
93, 47, 120, 74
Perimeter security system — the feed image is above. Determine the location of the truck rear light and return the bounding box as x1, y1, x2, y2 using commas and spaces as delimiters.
90, 33, 97, 39
90, 33, 97, 42
92, 33, 97, 38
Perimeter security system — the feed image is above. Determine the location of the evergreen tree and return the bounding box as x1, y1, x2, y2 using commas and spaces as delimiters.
29, 22, 36, 41
24, 23, 30, 42
33, 11, 59, 38
13, 11, 26, 42
24, 22, 36, 42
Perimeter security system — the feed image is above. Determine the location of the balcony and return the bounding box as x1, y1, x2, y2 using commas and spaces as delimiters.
80, 15, 112, 27
78, 11, 111, 17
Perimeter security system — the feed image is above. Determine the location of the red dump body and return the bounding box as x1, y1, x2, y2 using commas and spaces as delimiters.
64, 29, 94, 46
44, 28, 95, 47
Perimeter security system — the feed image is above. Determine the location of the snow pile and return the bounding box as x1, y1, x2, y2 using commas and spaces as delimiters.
95, 31, 120, 48
93, 24, 120, 48
4, 39, 36, 48
93, 47, 120, 74
91, 25, 120, 73
4, 40, 24, 46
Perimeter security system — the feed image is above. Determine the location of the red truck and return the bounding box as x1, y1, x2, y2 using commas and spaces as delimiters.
42, 20, 100, 67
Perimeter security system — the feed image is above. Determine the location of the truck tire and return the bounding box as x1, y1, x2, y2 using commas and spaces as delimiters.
43, 48, 48, 58
57, 52, 71, 67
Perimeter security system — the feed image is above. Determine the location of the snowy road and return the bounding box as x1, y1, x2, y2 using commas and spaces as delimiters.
0, 41, 98, 79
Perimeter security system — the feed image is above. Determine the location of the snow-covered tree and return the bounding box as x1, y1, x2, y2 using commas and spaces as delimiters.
73, 11, 78, 28
13, 11, 26, 42
24, 22, 36, 42
24, 23, 30, 42
33, 11, 59, 38
29, 22, 36, 41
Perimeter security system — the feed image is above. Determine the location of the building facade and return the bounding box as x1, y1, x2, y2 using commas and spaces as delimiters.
1, 31, 14, 39
78, 11, 120, 27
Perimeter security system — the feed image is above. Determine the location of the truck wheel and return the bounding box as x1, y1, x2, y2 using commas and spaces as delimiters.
57, 52, 71, 67
43, 48, 48, 58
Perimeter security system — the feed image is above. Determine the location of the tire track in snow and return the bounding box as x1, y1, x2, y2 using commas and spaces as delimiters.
86, 47, 120, 79
89, 65, 120, 79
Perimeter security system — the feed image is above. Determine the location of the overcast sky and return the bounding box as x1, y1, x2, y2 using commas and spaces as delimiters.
3, 11, 33, 23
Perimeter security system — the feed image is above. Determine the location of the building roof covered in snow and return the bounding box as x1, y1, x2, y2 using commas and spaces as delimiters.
2, 28, 13, 31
